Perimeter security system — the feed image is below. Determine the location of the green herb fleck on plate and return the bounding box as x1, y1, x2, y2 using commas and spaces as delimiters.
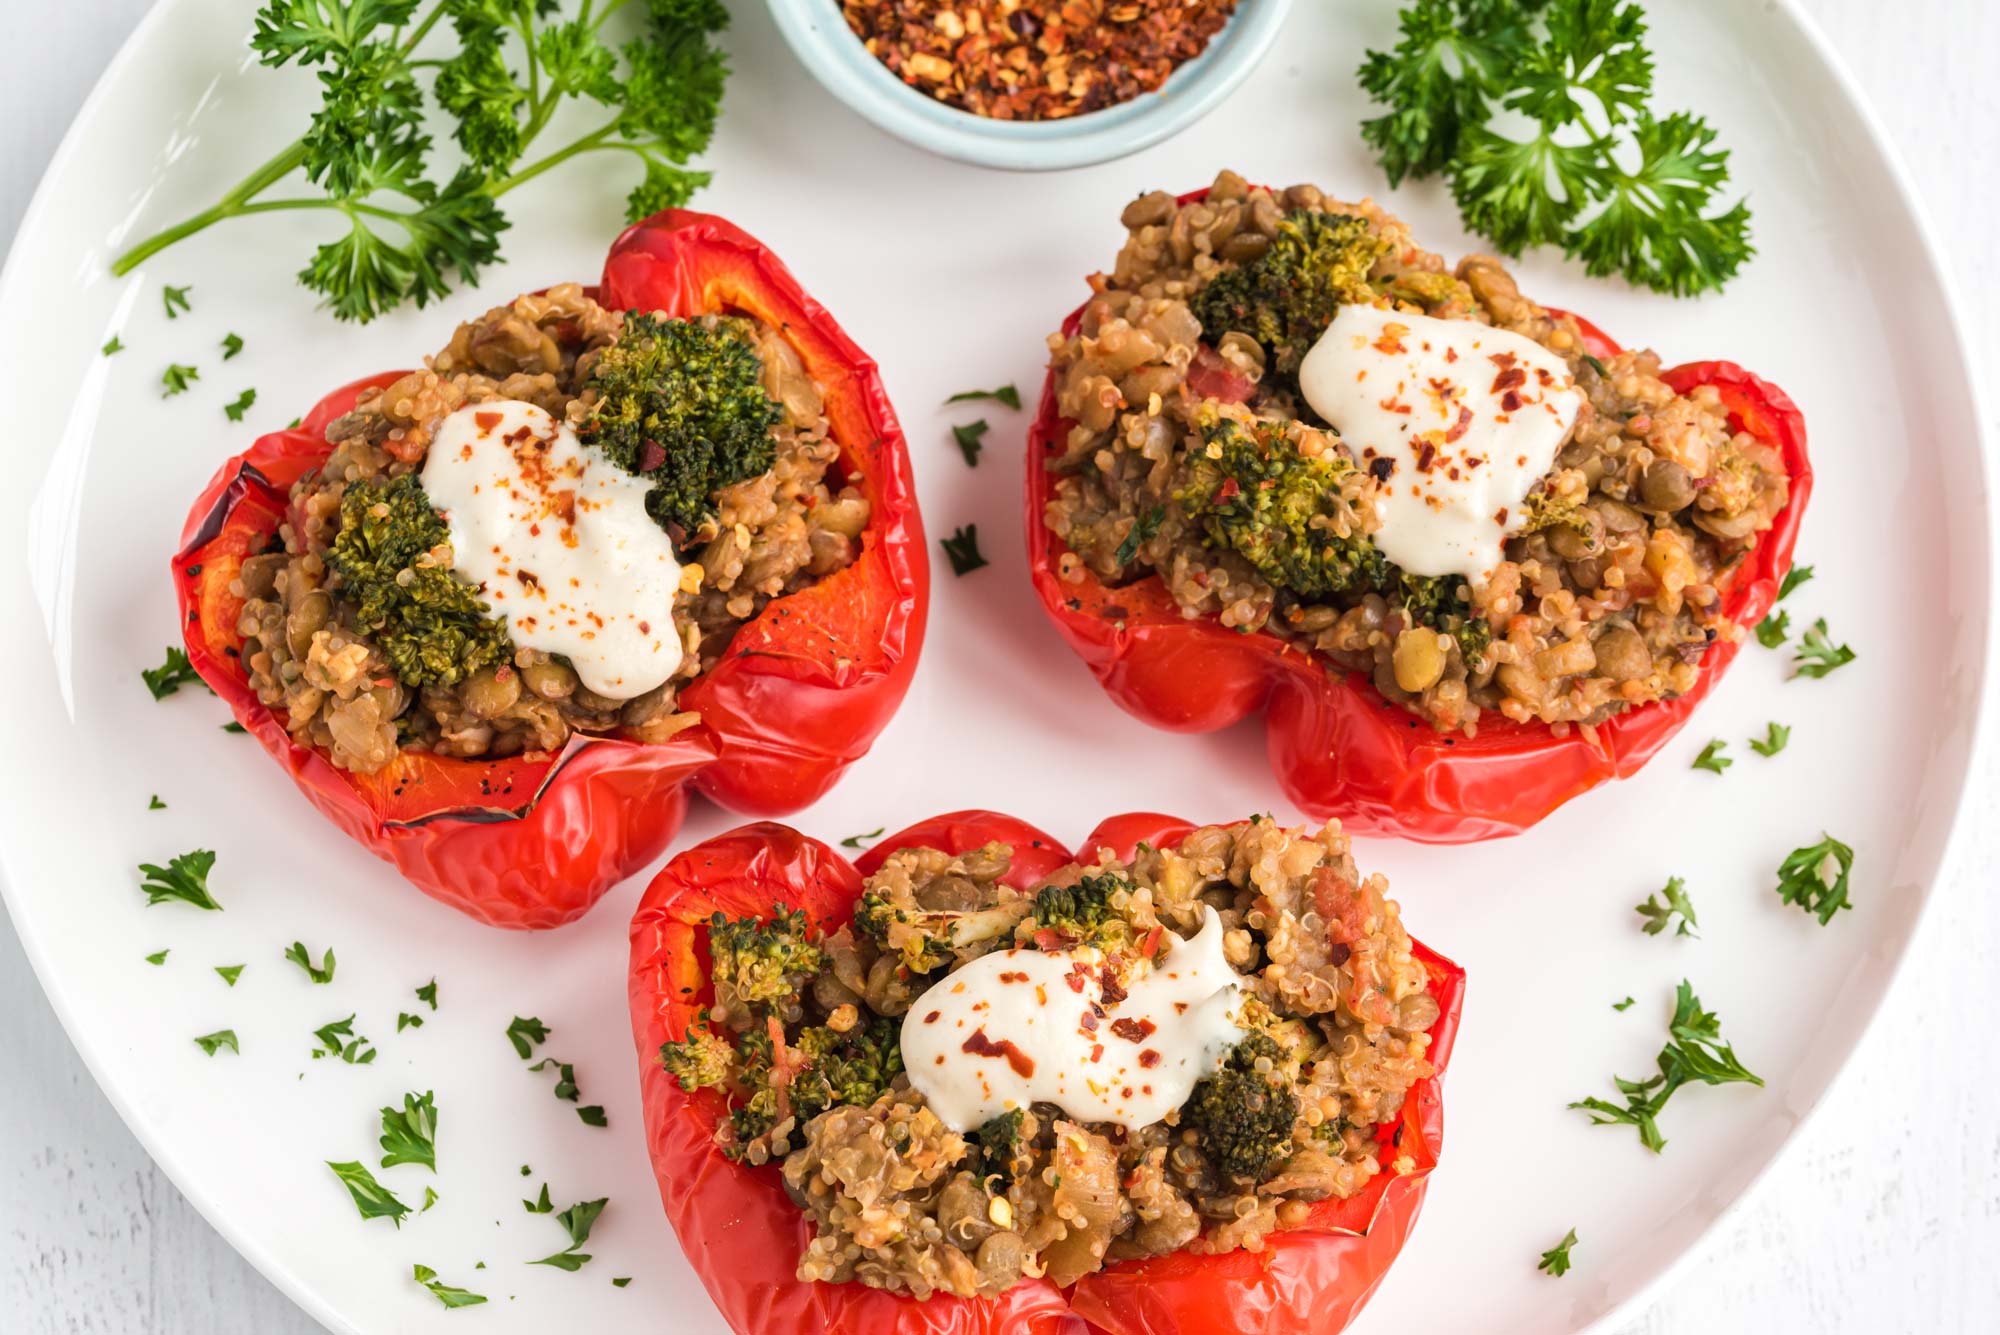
142, 646, 202, 700
945, 384, 1021, 410
951, 418, 989, 466
284, 940, 336, 984
1691, 740, 1731, 775
193, 1029, 239, 1057
506, 1015, 550, 1059
215, 964, 245, 987
1635, 876, 1698, 938
1570, 981, 1762, 1152
161, 363, 198, 397
1749, 722, 1790, 757
839, 827, 884, 849
1538, 1227, 1578, 1277
224, 387, 258, 422
1776, 834, 1854, 925
162, 284, 191, 319
139, 849, 221, 910
942, 525, 986, 576
1793, 618, 1855, 679
379, 1090, 438, 1172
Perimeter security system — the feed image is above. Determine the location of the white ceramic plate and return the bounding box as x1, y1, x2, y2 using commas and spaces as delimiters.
0, 1, 1988, 1333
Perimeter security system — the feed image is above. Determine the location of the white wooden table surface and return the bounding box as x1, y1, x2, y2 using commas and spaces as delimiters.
4, 2, 1995, 1331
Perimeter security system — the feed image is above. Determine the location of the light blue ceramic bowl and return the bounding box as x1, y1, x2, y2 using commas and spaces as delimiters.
765, 0, 1296, 171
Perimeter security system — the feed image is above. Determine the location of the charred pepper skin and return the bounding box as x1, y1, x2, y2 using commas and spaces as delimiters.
174, 210, 928, 929
1025, 185, 1812, 843
627, 810, 1465, 1335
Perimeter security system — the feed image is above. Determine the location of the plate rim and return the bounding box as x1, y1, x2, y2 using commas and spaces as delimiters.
0, 1, 1991, 1333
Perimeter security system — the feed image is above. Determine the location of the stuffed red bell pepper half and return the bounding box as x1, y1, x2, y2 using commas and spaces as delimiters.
174, 211, 926, 929
628, 809, 1464, 1335
1026, 172, 1810, 841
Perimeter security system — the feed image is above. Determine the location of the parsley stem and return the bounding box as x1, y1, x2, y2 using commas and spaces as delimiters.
489, 122, 620, 198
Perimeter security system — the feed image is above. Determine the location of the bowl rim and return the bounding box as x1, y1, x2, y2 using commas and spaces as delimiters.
763, 0, 1299, 171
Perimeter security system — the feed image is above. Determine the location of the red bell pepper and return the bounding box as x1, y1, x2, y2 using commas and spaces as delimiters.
174, 210, 927, 929
1025, 191, 1810, 842
627, 811, 1465, 1335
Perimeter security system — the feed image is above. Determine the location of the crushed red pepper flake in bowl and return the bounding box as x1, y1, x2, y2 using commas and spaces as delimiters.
839, 0, 1244, 121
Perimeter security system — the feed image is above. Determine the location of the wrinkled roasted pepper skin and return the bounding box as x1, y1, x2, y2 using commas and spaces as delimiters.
1025, 189, 1811, 842
627, 811, 1465, 1335
174, 211, 927, 929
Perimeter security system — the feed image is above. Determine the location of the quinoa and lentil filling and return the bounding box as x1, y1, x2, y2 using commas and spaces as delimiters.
1042, 170, 1792, 736
661, 817, 1440, 1301
232, 284, 870, 774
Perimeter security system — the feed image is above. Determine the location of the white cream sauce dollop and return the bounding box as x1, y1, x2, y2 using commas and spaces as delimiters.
1297, 304, 1586, 587
901, 907, 1246, 1132
419, 399, 683, 700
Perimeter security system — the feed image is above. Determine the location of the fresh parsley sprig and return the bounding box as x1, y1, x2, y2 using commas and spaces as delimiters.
138, 850, 223, 910
1635, 875, 1697, 938
142, 646, 204, 700
109, 0, 735, 323
378, 1090, 438, 1171
1358, 0, 1752, 296
1775, 834, 1854, 925
1538, 1227, 1578, 1277
1792, 618, 1856, 679
530, 1195, 608, 1271
1570, 980, 1762, 1152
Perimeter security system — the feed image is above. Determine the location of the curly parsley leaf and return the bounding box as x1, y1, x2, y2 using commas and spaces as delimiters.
506, 1015, 550, 1059
284, 940, 337, 984
193, 1029, 239, 1056
946, 384, 1022, 410
138, 850, 222, 910
1792, 618, 1855, 679
412, 1263, 486, 1308
1570, 980, 1761, 1152
1749, 722, 1791, 757
1776, 834, 1854, 925
1691, 739, 1731, 775
1635, 875, 1698, 938
1538, 1227, 1579, 1277
1359, 0, 1751, 295
378, 1090, 438, 1171
327, 1159, 409, 1226
143, 646, 204, 700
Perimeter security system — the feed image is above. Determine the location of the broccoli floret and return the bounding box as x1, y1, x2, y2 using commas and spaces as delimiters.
789, 1016, 905, 1121
1182, 1032, 1300, 1183
971, 1108, 1026, 1183
1311, 1117, 1350, 1151
1031, 874, 1121, 934
326, 474, 512, 689
1189, 210, 1386, 387
659, 1025, 735, 1093
1177, 417, 1491, 662
579, 312, 781, 542
1177, 417, 1390, 599
708, 907, 824, 1012
853, 887, 1031, 974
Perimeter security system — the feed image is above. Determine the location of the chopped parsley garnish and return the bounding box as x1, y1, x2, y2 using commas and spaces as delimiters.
284, 940, 336, 984
378, 1090, 438, 1172
221, 332, 244, 359
1776, 834, 1854, 925
1749, 722, 1791, 757
524, 1183, 554, 1213
110, 2, 736, 323
839, 827, 884, 849
530, 1057, 580, 1103
161, 363, 198, 397
421, 1186, 438, 1213
312, 1014, 377, 1064
941, 525, 987, 576
945, 384, 1022, 410
102, 335, 125, 356
162, 284, 191, 319
145, 949, 170, 966
612, 1276, 632, 1288
397, 1012, 425, 1032
951, 418, 989, 467
327, 1160, 409, 1226
193, 1029, 239, 1056
506, 1015, 550, 1059
1777, 563, 1815, 601
1612, 995, 1635, 1012
577, 1105, 608, 1128
1570, 980, 1762, 1152
416, 977, 439, 1010
142, 646, 202, 700
1635, 876, 1698, 938
215, 964, 245, 987
224, 387, 258, 422
1691, 739, 1731, 774
138, 849, 222, 910
1755, 609, 1790, 647
529, 1196, 608, 1271
1357, 0, 1751, 296
222, 721, 248, 734
1114, 506, 1165, 566
149, 795, 166, 810
1537, 1227, 1578, 1277
1792, 618, 1856, 679
412, 1263, 485, 1308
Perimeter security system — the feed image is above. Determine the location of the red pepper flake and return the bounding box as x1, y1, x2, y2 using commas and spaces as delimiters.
1444, 404, 1474, 444
839, 0, 1244, 122
474, 410, 502, 432
1109, 1017, 1156, 1042
1139, 1049, 1162, 1068
1098, 963, 1127, 1005
962, 1027, 1035, 1078
1079, 1009, 1100, 1032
